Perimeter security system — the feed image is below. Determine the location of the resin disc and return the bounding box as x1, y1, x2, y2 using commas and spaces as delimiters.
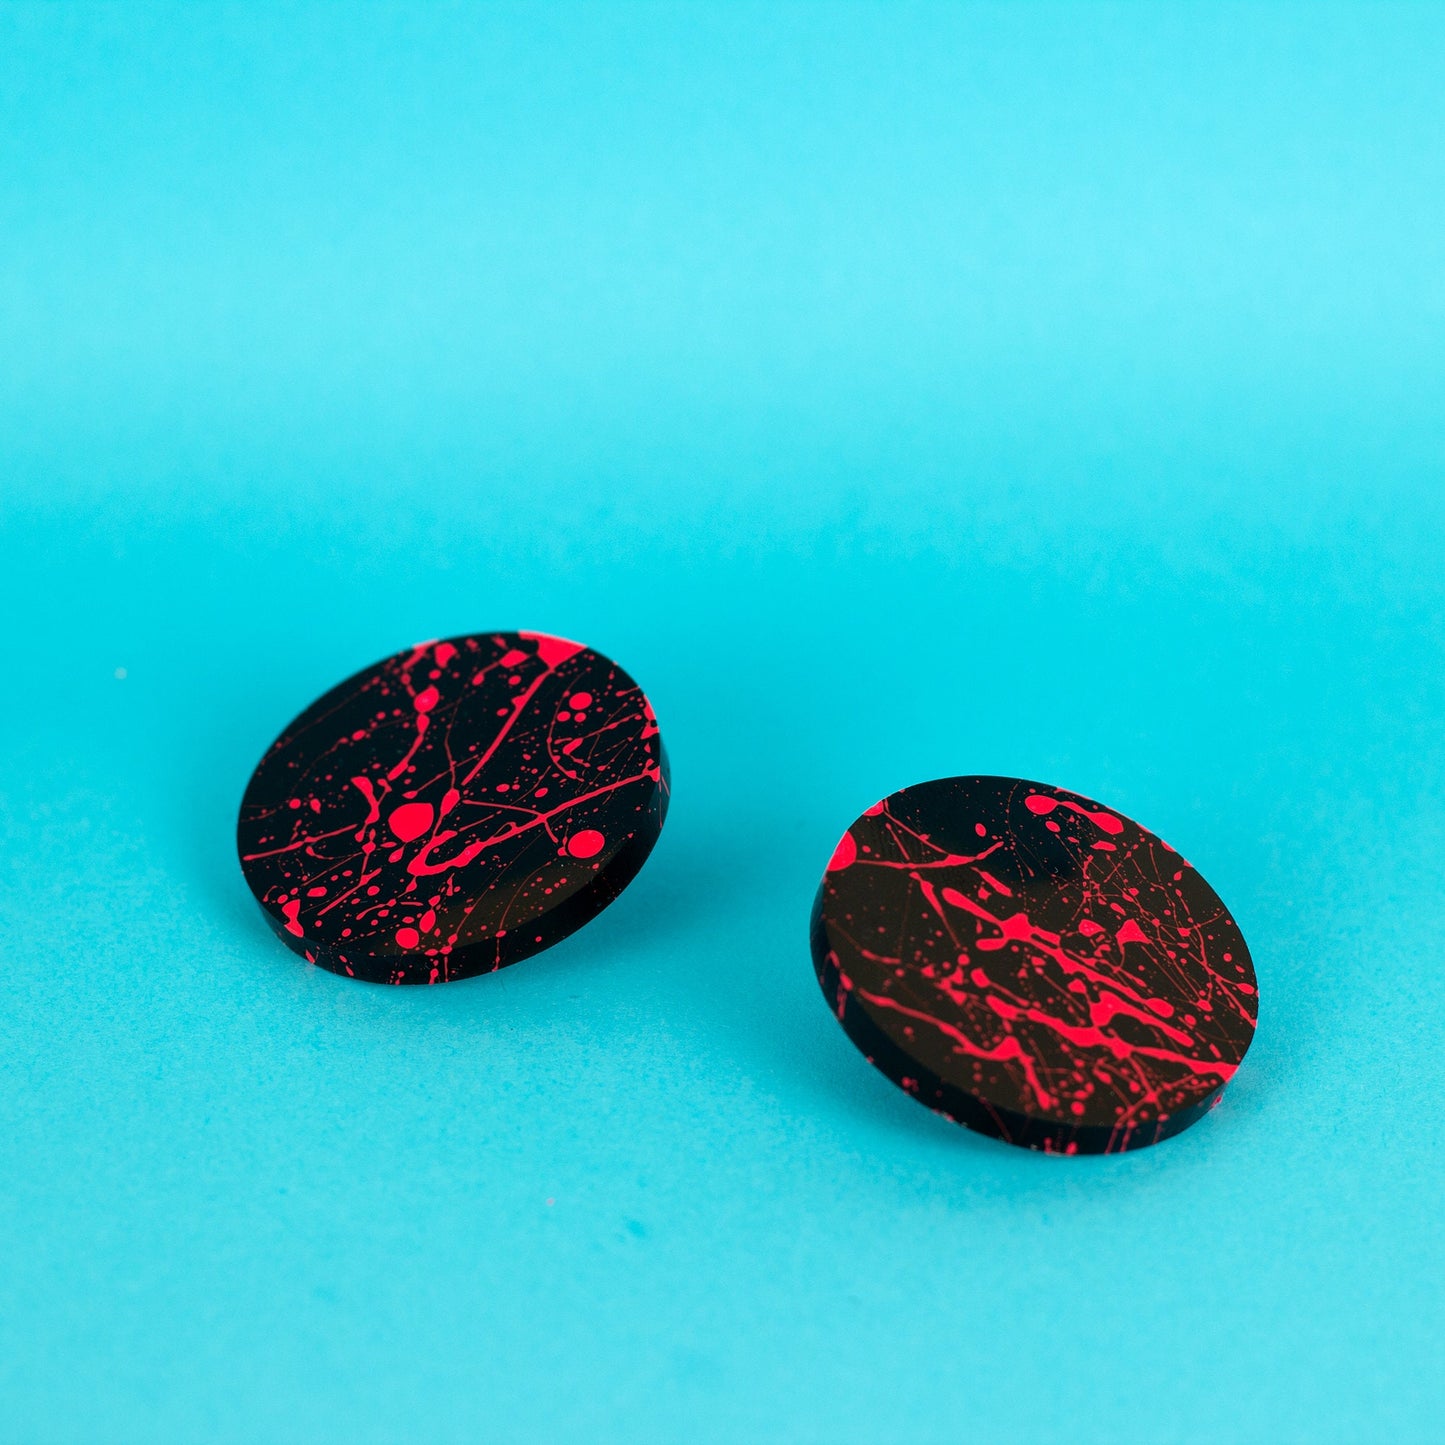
811, 776, 1257, 1153
238, 632, 669, 984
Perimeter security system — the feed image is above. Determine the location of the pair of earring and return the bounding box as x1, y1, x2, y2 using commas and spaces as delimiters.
238, 631, 1258, 1156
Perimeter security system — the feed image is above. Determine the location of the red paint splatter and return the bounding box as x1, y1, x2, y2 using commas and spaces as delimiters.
389, 801, 434, 843
522, 632, 584, 669
567, 829, 606, 859
351, 775, 382, 823
1025, 792, 1124, 835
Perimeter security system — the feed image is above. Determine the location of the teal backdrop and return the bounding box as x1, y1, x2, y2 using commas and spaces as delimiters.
3, 4, 1443, 1441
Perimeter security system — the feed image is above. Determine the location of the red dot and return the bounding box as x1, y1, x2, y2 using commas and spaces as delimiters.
568, 692, 593, 710
567, 829, 606, 859
395, 927, 420, 949
388, 801, 434, 842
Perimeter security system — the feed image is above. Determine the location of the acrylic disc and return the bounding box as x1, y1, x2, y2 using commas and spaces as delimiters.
238, 632, 668, 984
811, 776, 1257, 1153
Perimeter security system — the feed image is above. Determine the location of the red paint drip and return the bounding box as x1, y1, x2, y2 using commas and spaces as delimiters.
389, 801, 434, 843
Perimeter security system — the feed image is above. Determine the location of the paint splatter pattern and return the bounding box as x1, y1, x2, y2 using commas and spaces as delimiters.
238, 632, 668, 983
811, 776, 1257, 1153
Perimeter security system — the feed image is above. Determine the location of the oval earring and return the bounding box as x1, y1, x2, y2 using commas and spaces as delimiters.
810, 775, 1257, 1154
238, 631, 669, 984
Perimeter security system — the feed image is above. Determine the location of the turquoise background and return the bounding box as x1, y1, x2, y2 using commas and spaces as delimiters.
3, 4, 1443, 1440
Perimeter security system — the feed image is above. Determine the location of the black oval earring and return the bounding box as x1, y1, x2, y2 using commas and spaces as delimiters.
810, 775, 1257, 1154
238, 631, 669, 984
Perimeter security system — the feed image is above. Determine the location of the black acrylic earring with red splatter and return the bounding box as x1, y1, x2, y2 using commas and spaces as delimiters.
238, 632, 669, 985
811, 776, 1257, 1154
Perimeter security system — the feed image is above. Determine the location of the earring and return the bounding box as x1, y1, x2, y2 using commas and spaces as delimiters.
237, 631, 668, 984
810, 776, 1257, 1154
